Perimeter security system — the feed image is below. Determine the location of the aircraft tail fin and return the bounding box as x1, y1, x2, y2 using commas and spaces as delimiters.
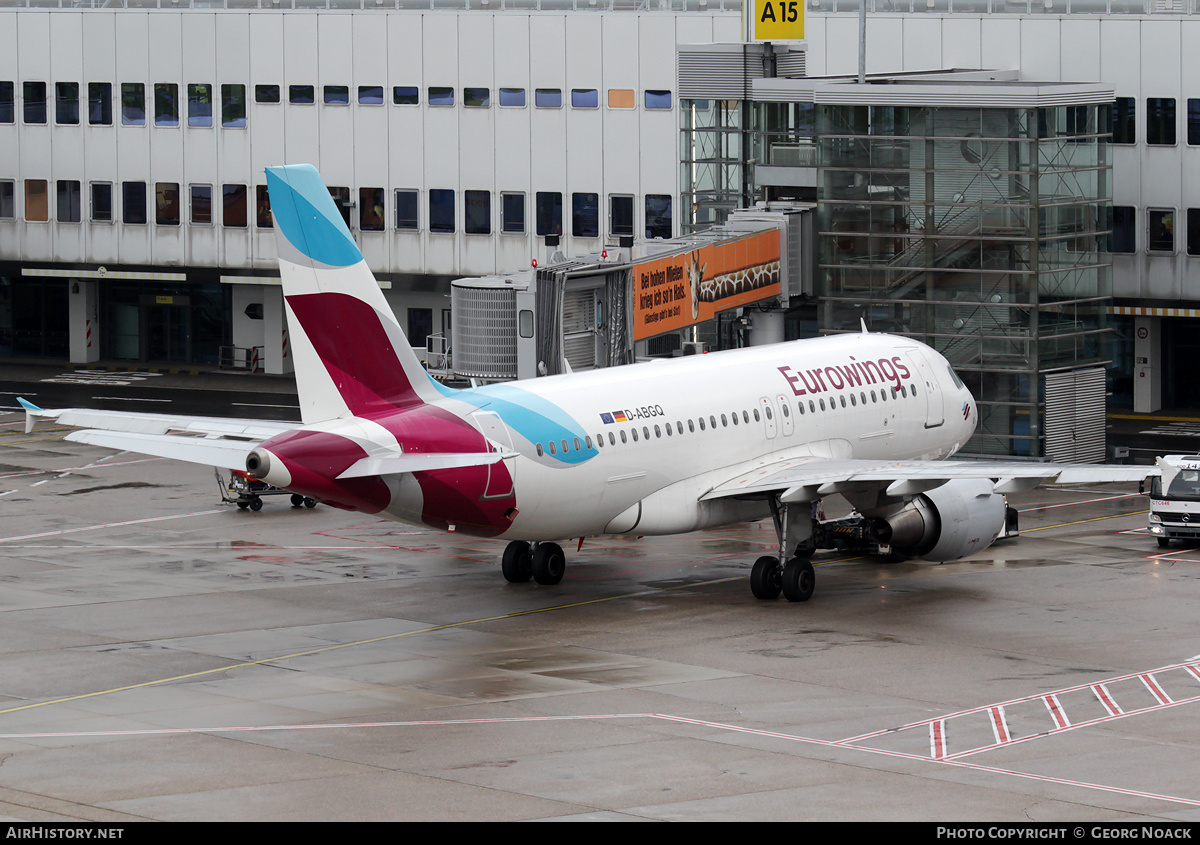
265, 164, 444, 424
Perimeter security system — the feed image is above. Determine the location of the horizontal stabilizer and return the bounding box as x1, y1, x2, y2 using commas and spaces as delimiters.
23, 406, 293, 441
65, 430, 258, 469
337, 451, 515, 479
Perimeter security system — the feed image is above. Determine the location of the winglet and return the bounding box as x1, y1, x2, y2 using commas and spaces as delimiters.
17, 397, 42, 434
860, 318, 870, 333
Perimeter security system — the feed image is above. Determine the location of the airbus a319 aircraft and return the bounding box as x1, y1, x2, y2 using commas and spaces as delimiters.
22, 165, 1156, 603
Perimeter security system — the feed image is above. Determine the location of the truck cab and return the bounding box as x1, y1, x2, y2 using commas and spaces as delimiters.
1148, 455, 1200, 548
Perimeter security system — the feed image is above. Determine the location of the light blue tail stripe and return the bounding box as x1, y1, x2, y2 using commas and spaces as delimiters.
266, 165, 362, 269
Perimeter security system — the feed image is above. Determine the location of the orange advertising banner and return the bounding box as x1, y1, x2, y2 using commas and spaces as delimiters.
632, 228, 782, 341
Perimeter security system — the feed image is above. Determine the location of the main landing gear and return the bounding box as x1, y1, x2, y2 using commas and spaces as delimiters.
501, 540, 565, 586
750, 496, 816, 603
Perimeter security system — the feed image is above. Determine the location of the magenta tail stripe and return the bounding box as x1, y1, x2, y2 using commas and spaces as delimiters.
287, 292, 424, 414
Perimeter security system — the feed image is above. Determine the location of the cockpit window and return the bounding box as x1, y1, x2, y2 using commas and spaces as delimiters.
947, 364, 964, 389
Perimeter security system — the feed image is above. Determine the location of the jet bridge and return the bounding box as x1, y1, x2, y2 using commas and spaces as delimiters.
448, 203, 813, 382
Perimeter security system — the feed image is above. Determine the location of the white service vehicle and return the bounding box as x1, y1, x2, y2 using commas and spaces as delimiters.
1148, 455, 1200, 547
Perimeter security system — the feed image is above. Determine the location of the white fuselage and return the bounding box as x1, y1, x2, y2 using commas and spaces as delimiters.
410, 333, 977, 540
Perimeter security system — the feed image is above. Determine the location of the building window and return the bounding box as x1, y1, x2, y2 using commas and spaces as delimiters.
122, 181, 147, 225
393, 86, 418, 105
328, 187, 351, 228
610, 194, 634, 238
1111, 97, 1135, 144
88, 83, 112, 126
644, 90, 672, 110
223, 184, 247, 228
154, 83, 179, 127
501, 192, 525, 234
428, 87, 454, 106
646, 194, 672, 239
464, 190, 490, 234
1186, 209, 1200, 256
608, 89, 634, 109
429, 189, 455, 233
1148, 208, 1175, 252
256, 185, 273, 229
0, 180, 14, 219
55, 82, 79, 125
1109, 205, 1135, 253
571, 89, 598, 109
289, 85, 315, 105
535, 192, 562, 237
90, 182, 112, 222
56, 180, 81, 223
0, 82, 12, 124
572, 192, 598, 237
324, 85, 350, 105
1147, 98, 1176, 146
156, 183, 181, 226
464, 87, 490, 108
535, 88, 562, 109
121, 83, 145, 125
185, 84, 211, 127
24, 82, 47, 124
359, 187, 385, 231
255, 85, 280, 104
221, 84, 246, 128
190, 184, 212, 225
396, 189, 419, 230
498, 88, 525, 107
358, 86, 384, 105
408, 308, 433, 350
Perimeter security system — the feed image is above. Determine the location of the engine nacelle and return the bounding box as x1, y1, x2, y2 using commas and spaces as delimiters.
870, 478, 1007, 561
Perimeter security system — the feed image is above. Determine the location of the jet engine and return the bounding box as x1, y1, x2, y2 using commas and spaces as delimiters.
868, 478, 1007, 561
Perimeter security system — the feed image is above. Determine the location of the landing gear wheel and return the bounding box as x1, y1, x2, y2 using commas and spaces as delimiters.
249, 497, 263, 512
793, 544, 816, 559
502, 541, 534, 583
750, 556, 782, 600
237, 500, 249, 510
1158, 537, 1171, 548
531, 542, 566, 586
303, 497, 317, 509
781, 558, 815, 602
290, 494, 304, 507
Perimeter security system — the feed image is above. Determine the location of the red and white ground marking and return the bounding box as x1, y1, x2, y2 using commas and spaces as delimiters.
840, 658, 1200, 761
988, 706, 1011, 744
1043, 694, 1070, 729
1092, 683, 1123, 716
930, 720, 948, 759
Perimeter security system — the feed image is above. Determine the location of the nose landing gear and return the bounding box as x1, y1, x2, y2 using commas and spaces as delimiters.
750, 496, 817, 603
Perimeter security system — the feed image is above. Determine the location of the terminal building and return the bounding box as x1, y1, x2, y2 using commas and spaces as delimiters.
3, 2, 1200, 459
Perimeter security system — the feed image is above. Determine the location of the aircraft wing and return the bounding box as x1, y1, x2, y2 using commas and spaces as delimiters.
20, 398, 293, 470
700, 456, 1157, 503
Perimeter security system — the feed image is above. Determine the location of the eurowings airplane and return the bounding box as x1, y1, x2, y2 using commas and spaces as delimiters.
21, 164, 1156, 603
